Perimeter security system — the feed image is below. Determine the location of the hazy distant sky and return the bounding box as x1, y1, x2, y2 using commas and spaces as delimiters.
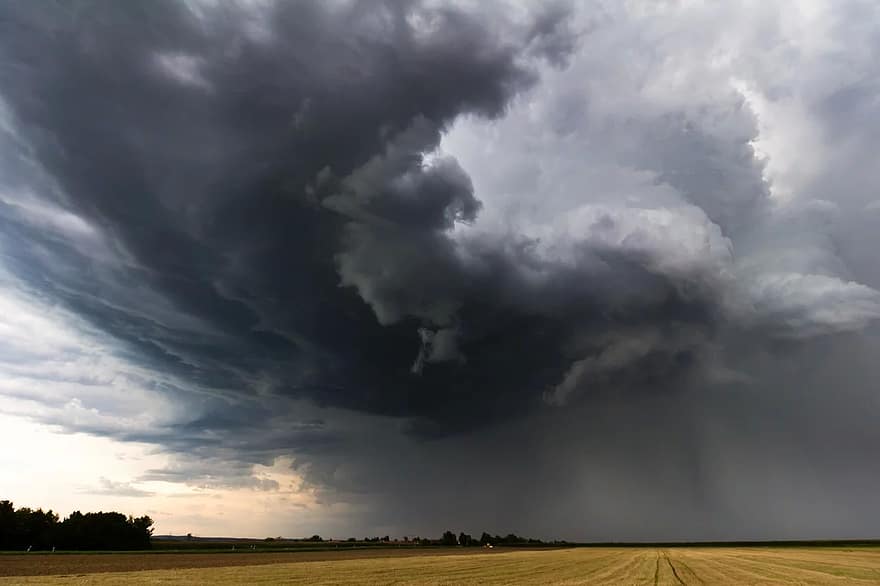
2, 0, 880, 540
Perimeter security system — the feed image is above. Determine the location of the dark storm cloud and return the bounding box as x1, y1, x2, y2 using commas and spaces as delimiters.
0, 0, 537, 428
0, 0, 719, 438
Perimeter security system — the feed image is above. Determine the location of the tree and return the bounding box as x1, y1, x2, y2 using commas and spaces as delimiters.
57, 511, 152, 550
0, 502, 152, 551
441, 531, 457, 546
479, 532, 493, 545
0, 501, 15, 549
458, 532, 474, 546
132, 516, 154, 538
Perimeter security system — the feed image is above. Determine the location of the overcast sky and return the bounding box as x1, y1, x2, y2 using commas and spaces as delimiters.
1, 0, 880, 541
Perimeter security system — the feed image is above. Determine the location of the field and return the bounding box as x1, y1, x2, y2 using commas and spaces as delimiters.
2, 546, 880, 584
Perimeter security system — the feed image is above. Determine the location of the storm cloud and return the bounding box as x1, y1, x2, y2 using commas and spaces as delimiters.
2, 0, 880, 540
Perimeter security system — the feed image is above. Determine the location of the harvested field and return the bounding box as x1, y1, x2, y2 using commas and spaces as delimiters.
2, 546, 880, 584
0, 547, 880, 585
0, 547, 494, 577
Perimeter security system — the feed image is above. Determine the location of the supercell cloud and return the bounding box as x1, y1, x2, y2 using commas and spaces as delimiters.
2, 0, 880, 540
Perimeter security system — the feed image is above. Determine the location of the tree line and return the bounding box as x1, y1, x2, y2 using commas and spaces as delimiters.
400, 531, 547, 546
281, 532, 555, 546
324, 533, 548, 546
443, 531, 545, 546
0, 500, 153, 551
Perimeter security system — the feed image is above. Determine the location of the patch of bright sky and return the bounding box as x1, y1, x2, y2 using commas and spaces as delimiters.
0, 413, 332, 537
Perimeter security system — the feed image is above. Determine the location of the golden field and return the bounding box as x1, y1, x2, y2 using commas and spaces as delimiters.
3, 546, 880, 584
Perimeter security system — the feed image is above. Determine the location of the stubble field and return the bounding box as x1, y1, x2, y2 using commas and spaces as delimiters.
2, 546, 880, 584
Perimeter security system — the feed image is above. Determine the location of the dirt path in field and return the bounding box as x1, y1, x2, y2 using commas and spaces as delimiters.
0, 547, 506, 577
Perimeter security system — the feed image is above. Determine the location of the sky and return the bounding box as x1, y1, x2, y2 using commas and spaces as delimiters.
1, 0, 880, 541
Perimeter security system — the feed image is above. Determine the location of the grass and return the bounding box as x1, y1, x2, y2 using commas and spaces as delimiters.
3, 546, 880, 585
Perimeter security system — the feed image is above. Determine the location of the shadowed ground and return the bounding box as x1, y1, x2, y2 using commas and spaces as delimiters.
2, 547, 880, 584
